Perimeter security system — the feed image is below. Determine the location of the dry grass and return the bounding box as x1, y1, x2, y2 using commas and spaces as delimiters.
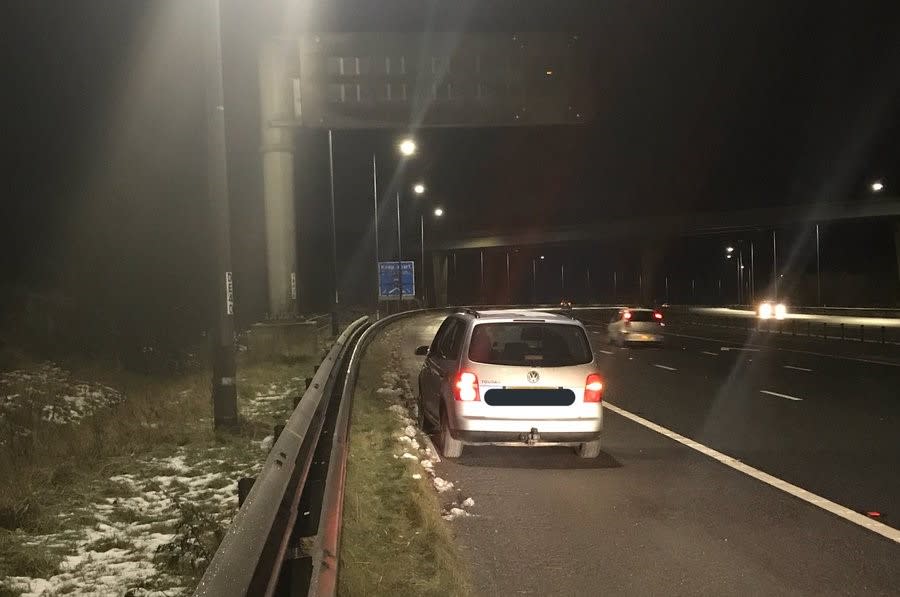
339, 329, 470, 597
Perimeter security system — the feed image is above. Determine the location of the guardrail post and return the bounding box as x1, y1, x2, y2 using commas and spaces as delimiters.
274, 423, 284, 439
807, 321, 811, 337
305, 376, 313, 389
791, 320, 796, 336
238, 477, 255, 507
293, 394, 302, 408
841, 323, 845, 341
822, 322, 827, 339
860, 325, 865, 343
881, 326, 885, 344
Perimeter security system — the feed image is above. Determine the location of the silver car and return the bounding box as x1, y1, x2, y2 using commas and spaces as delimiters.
607, 307, 665, 346
415, 309, 604, 458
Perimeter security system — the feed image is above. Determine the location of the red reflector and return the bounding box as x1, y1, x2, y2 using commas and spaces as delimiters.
455, 371, 480, 401
866, 511, 881, 518
653, 311, 663, 320
584, 373, 603, 402
623, 311, 632, 320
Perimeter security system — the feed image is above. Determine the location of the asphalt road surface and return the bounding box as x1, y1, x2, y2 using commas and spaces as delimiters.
393, 312, 900, 596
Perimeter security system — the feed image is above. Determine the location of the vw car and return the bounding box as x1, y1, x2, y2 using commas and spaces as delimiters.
607, 307, 665, 346
415, 309, 604, 458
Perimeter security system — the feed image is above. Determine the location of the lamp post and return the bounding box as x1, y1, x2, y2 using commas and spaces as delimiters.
394, 138, 417, 311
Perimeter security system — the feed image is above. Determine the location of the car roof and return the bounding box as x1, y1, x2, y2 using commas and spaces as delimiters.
455, 309, 580, 324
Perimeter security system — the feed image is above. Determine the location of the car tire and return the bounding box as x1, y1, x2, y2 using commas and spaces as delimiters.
576, 439, 602, 458
438, 405, 463, 458
417, 382, 435, 434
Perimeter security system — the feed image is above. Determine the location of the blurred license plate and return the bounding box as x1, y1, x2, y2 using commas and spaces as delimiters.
638, 334, 650, 340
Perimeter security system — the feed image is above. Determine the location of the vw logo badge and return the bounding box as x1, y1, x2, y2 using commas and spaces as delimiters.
527, 370, 540, 384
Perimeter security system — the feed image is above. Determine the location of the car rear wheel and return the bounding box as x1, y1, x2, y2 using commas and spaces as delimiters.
576, 439, 601, 458
438, 405, 463, 458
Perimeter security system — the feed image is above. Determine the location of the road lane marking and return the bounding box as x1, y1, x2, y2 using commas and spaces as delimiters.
653, 364, 677, 371
720, 347, 760, 352
760, 390, 803, 402
663, 331, 900, 368
598, 349, 614, 355
783, 365, 812, 372
701, 351, 719, 357
602, 402, 900, 544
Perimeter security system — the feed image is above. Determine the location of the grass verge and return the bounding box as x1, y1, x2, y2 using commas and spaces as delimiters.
339, 325, 469, 597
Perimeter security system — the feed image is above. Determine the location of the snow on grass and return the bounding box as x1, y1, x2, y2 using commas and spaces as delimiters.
377, 352, 476, 521
0, 363, 125, 444
1, 368, 305, 595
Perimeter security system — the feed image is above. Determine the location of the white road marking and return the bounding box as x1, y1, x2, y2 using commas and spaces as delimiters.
653, 364, 677, 371
783, 365, 812, 372
663, 331, 900, 368
701, 351, 719, 357
603, 402, 900, 545
760, 390, 803, 402
598, 349, 614, 355
720, 346, 760, 352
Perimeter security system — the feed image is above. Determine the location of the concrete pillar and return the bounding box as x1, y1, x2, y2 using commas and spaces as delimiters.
258, 38, 297, 316
432, 252, 449, 307
894, 220, 900, 286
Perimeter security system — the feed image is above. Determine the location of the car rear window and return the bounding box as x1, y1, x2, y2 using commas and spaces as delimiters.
467, 323, 592, 367
627, 310, 657, 322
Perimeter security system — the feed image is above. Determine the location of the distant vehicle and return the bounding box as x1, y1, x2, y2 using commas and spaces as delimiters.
607, 307, 665, 346
757, 300, 787, 320
559, 299, 573, 308
414, 309, 604, 459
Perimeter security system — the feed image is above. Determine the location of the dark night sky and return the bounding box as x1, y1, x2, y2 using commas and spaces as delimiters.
1, 1, 898, 336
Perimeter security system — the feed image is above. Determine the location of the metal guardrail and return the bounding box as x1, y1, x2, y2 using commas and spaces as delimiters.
195, 308, 441, 597
195, 316, 369, 597
673, 314, 900, 346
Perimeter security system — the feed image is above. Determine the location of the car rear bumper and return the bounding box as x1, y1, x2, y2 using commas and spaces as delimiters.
624, 333, 663, 343
449, 404, 603, 443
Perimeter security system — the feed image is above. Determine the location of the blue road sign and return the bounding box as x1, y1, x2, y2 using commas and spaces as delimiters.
379, 261, 415, 299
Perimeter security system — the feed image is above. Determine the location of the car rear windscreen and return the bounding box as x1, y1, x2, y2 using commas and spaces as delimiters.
468, 323, 592, 367
628, 310, 656, 322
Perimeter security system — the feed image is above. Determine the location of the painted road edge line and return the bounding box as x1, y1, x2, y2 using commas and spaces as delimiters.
653, 364, 677, 371
598, 349, 614, 355
760, 390, 803, 401
701, 351, 719, 357
783, 365, 813, 372
603, 402, 900, 544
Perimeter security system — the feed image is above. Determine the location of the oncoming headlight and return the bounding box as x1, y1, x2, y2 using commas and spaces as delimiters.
774, 303, 787, 320
758, 302, 773, 319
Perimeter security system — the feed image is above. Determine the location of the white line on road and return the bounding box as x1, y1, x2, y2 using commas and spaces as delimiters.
720, 346, 760, 352
701, 351, 719, 357
653, 364, 677, 371
602, 402, 900, 544
598, 349, 614, 355
783, 365, 812, 372
760, 390, 803, 402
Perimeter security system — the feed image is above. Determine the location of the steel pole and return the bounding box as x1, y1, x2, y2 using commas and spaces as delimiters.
372, 154, 380, 314
816, 224, 821, 306
506, 250, 511, 302
532, 259, 537, 303
750, 240, 755, 304
327, 130, 339, 334
479, 250, 484, 303
772, 229, 778, 299
420, 213, 425, 305
205, 0, 237, 429
396, 192, 402, 309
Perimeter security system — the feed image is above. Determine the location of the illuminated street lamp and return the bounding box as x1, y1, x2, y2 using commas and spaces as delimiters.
414, 183, 426, 195
726, 246, 734, 253
433, 207, 443, 217
419, 206, 443, 306
871, 180, 884, 192
399, 138, 417, 156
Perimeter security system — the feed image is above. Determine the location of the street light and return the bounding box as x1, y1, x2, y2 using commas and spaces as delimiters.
433, 207, 443, 217
419, 205, 442, 306
726, 246, 734, 253
399, 138, 417, 156
871, 180, 884, 192
413, 183, 426, 195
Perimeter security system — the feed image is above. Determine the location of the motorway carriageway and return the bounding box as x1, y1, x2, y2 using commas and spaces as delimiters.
394, 312, 899, 596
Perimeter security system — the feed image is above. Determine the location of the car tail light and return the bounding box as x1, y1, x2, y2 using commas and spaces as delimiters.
623, 310, 632, 320
653, 311, 663, 321
455, 370, 480, 401
584, 374, 603, 403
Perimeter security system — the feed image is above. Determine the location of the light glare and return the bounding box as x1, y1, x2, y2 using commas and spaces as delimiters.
413, 183, 425, 194
871, 181, 884, 192
399, 138, 416, 156
433, 207, 444, 217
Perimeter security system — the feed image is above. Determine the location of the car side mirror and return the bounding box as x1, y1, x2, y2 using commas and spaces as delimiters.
415, 345, 429, 356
